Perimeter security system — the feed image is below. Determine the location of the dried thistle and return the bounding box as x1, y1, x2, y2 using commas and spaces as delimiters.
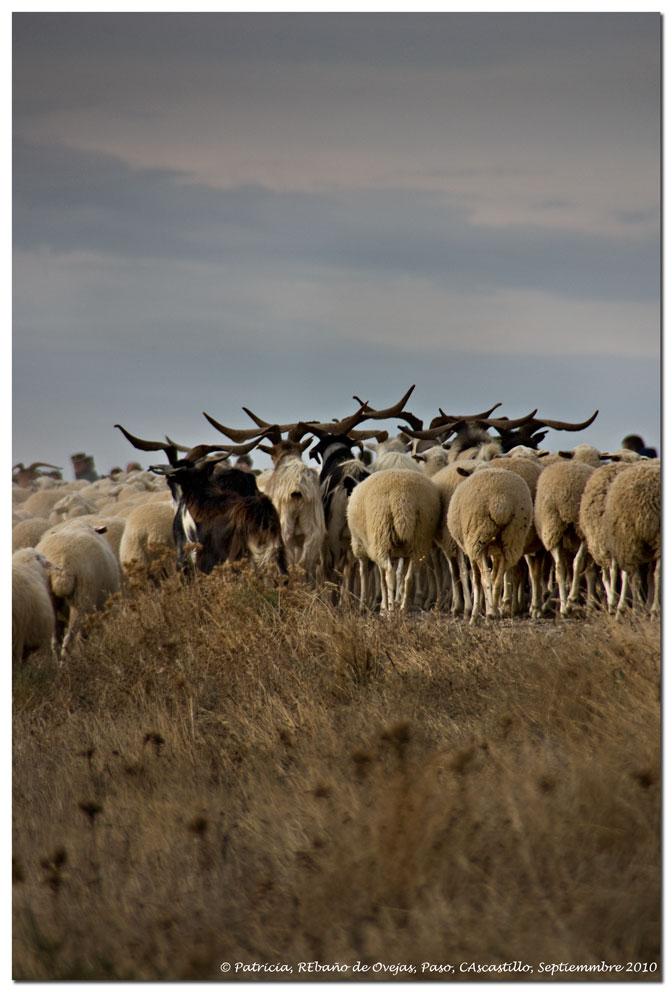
381, 720, 412, 760
189, 815, 209, 836
79, 800, 103, 825
143, 732, 165, 756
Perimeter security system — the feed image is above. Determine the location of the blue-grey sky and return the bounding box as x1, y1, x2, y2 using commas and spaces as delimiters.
13, 13, 660, 473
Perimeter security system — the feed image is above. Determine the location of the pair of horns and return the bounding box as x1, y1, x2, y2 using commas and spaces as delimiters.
114, 424, 264, 466
204, 385, 418, 444
401, 408, 598, 443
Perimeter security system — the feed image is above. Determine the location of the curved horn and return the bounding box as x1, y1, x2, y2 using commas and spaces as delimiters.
474, 410, 538, 431
353, 385, 422, 431
531, 410, 599, 432
398, 423, 457, 441
28, 462, 62, 471
430, 402, 502, 429
241, 406, 272, 429
203, 411, 270, 442
241, 408, 322, 435
164, 435, 191, 453
348, 429, 389, 442
181, 444, 233, 461
115, 424, 178, 466
353, 384, 415, 419
194, 435, 272, 457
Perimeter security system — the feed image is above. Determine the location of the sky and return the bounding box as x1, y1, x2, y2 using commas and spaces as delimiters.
13, 13, 660, 474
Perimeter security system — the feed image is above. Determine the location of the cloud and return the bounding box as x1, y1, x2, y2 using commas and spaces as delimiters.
14, 141, 659, 304
12, 14, 660, 471
14, 14, 659, 238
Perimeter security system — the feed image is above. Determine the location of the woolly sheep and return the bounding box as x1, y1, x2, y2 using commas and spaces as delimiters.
601, 449, 644, 464
40, 516, 127, 562
104, 493, 161, 519
12, 509, 33, 525
366, 436, 409, 457
430, 462, 476, 616
124, 470, 159, 488
578, 462, 632, 607
12, 517, 51, 552
487, 456, 543, 499
31, 476, 60, 490
555, 444, 606, 468
36, 522, 121, 656
485, 456, 545, 616
370, 451, 422, 474
22, 488, 66, 519
62, 479, 91, 491
603, 461, 660, 616
534, 460, 594, 616
505, 445, 547, 459
417, 445, 451, 477
12, 548, 56, 664
347, 470, 441, 612
447, 468, 533, 621
48, 492, 99, 525
119, 501, 176, 575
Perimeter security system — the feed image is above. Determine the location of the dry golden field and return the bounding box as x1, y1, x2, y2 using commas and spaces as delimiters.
13, 567, 660, 980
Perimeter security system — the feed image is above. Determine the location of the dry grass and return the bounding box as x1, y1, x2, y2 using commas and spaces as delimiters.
13, 566, 660, 980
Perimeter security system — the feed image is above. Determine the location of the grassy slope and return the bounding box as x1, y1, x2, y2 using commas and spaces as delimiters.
13, 568, 660, 980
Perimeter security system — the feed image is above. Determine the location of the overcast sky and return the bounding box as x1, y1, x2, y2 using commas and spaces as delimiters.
13, 13, 660, 473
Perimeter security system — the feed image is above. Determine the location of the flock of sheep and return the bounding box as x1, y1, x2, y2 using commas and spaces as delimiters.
12, 387, 660, 665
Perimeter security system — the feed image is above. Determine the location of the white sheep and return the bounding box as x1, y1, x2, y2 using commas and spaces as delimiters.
12, 485, 31, 505
370, 450, 423, 474
603, 461, 660, 616
36, 522, 121, 656
12, 509, 34, 525
366, 436, 409, 458
12, 548, 56, 664
417, 445, 451, 477
556, 443, 604, 467
119, 501, 175, 576
534, 460, 594, 616
12, 517, 51, 552
430, 462, 476, 616
40, 515, 127, 563
447, 468, 533, 621
486, 456, 545, 617
578, 462, 632, 608
22, 488, 66, 519
104, 493, 161, 519
347, 470, 441, 612
48, 492, 98, 525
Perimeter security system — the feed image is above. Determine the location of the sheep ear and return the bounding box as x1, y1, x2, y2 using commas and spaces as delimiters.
558, 451, 572, 459
538, 450, 550, 458
94, 525, 108, 535
457, 466, 471, 477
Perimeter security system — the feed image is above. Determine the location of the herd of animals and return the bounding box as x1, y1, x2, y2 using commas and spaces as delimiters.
12, 387, 660, 664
